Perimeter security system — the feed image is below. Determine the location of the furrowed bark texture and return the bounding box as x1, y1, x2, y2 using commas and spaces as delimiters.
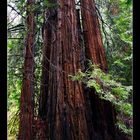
37, 1, 58, 138
36, 0, 130, 140
38, 0, 90, 139
81, 0, 130, 140
18, 0, 35, 139
81, 0, 108, 72
80, 0, 116, 139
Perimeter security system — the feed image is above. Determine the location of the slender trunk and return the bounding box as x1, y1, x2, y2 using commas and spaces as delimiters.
18, 0, 35, 139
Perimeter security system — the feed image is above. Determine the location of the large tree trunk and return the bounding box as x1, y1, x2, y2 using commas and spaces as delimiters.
79, 1, 116, 139
80, 0, 130, 140
18, 0, 35, 139
38, 0, 91, 139
35, 0, 130, 140
37, 2, 58, 138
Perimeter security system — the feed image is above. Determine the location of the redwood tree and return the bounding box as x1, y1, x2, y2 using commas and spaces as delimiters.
18, 0, 131, 140
80, 0, 129, 139
18, 0, 35, 139
38, 0, 90, 139
81, 0, 108, 72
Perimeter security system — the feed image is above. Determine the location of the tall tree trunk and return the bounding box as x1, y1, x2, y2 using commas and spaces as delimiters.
18, 0, 35, 139
81, 0, 108, 72
54, 1, 89, 139
37, 2, 58, 138
38, 0, 91, 139
36, 0, 130, 140
80, 0, 130, 140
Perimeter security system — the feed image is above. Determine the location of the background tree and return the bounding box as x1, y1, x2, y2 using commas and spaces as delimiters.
18, 0, 35, 139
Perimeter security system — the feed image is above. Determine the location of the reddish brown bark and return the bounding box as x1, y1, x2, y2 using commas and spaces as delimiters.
80, 0, 130, 140
38, 0, 91, 139
38, 0, 118, 139
81, 0, 108, 72
18, 0, 35, 139
37, 3, 58, 138
17, 0, 131, 140
54, 1, 89, 139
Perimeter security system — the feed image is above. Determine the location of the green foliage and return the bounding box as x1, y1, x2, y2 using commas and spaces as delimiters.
126, 0, 132, 5
69, 69, 86, 81
116, 120, 132, 135
8, 108, 19, 139
96, 0, 132, 85
44, 0, 58, 8
8, 38, 22, 138
31, 0, 58, 13
70, 62, 132, 135
8, 1, 26, 135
